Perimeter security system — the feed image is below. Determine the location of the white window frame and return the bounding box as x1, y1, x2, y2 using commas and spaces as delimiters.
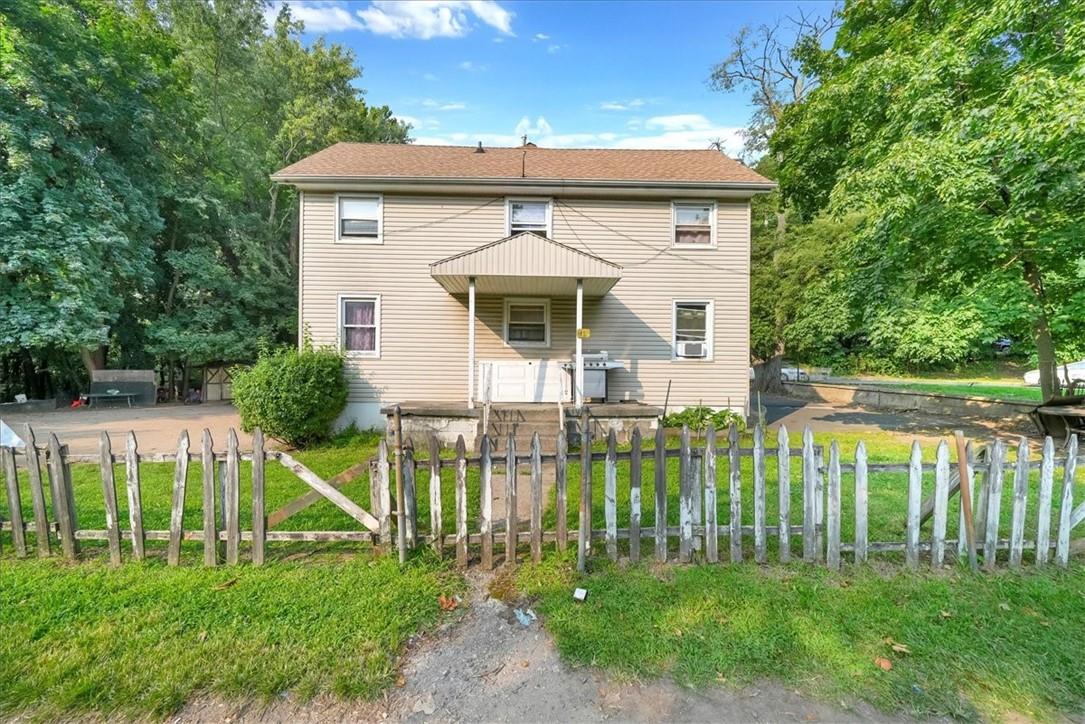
671, 299, 714, 361
337, 293, 381, 358
506, 197, 553, 238
503, 297, 551, 348
671, 200, 717, 249
335, 193, 383, 244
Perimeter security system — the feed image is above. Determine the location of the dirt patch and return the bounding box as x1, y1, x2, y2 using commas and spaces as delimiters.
177, 570, 909, 723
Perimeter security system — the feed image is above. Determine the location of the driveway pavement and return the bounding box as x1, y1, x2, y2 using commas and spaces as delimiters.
0, 402, 250, 454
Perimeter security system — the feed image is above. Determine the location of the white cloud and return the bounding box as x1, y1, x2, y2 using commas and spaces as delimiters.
644, 114, 714, 132
533, 32, 549, 41
600, 98, 647, 112
414, 116, 743, 153
394, 114, 421, 127
421, 98, 468, 111
266, 1, 364, 32
546, 44, 561, 54
458, 60, 486, 71
355, 0, 513, 39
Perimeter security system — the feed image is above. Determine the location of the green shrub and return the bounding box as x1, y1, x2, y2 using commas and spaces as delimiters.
231, 346, 348, 447
662, 405, 746, 432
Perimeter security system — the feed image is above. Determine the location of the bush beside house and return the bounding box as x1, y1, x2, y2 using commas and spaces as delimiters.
231, 346, 348, 447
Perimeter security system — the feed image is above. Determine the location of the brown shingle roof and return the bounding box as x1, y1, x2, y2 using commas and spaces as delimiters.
272, 142, 772, 186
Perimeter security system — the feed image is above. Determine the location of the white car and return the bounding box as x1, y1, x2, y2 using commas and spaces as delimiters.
1024, 360, 1085, 386
780, 366, 810, 383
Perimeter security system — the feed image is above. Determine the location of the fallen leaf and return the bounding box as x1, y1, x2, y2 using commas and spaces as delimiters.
883, 637, 911, 654
874, 657, 893, 671
214, 578, 238, 591
395, 674, 406, 688
939, 610, 953, 619
520, 660, 530, 668
197, 630, 208, 643
999, 602, 1011, 611
839, 579, 852, 588
438, 594, 458, 611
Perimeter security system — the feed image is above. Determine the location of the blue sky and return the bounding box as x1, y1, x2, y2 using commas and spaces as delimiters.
268, 1, 835, 157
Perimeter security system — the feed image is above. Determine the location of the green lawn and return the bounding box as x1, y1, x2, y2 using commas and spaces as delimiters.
0, 553, 461, 720
868, 380, 1042, 403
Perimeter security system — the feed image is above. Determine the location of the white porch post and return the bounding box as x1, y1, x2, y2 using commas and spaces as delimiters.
467, 276, 476, 409
575, 278, 584, 409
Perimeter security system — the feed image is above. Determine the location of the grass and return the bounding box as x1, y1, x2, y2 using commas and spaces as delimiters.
864, 380, 1042, 403
512, 555, 1085, 721
0, 553, 462, 720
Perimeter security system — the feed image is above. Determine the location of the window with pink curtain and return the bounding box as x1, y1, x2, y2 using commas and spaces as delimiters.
342, 299, 377, 352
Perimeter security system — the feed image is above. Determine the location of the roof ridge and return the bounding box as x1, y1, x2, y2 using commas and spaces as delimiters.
335, 141, 738, 155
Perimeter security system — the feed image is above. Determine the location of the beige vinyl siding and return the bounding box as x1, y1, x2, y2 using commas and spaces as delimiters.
300, 193, 750, 411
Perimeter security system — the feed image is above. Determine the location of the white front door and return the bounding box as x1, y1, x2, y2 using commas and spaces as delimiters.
481, 361, 567, 403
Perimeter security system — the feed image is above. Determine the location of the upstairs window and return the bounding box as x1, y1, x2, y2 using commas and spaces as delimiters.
508, 199, 550, 237
673, 201, 715, 247
504, 298, 550, 347
673, 300, 712, 360
337, 195, 382, 243
340, 295, 380, 356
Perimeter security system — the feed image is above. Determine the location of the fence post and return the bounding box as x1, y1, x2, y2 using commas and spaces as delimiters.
480, 434, 494, 570
126, 431, 145, 561
826, 440, 841, 571
604, 429, 618, 561
1055, 434, 1077, 567
455, 435, 468, 567
48, 434, 78, 559
956, 439, 977, 568
430, 435, 443, 557
505, 434, 517, 564
531, 432, 543, 563
201, 429, 218, 566
906, 440, 922, 568
377, 438, 392, 549
983, 438, 1005, 570
703, 424, 718, 564
728, 423, 742, 563
1008, 437, 1029, 569
777, 425, 791, 563
802, 426, 816, 562
252, 428, 266, 566
629, 426, 642, 563
932, 440, 949, 568
167, 430, 191, 566
577, 409, 592, 573
1035, 436, 1055, 566
225, 429, 240, 565
2, 446, 27, 558
678, 425, 692, 563
854, 440, 868, 564
753, 424, 766, 564
654, 423, 667, 562
556, 430, 568, 553
23, 425, 50, 557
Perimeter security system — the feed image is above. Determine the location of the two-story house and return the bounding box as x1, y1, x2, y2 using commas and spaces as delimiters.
272, 141, 774, 445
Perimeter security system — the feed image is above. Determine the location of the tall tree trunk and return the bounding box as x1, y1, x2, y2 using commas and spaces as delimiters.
1023, 259, 1059, 401
80, 346, 105, 376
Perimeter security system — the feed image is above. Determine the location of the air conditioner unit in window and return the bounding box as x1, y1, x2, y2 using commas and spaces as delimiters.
676, 341, 707, 358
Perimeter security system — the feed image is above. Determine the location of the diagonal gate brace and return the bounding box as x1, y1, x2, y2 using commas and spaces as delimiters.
275, 452, 379, 533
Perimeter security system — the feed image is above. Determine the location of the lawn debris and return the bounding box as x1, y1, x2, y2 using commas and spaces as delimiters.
939, 610, 953, 619
213, 578, 239, 591
874, 657, 893, 671
513, 608, 537, 626
573, 587, 588, 602
438, 594, 459, 611
883, 637, 912, 654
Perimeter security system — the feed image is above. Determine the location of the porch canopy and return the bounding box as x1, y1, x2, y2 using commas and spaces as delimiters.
430, 232, 622, 409
430, 231, 621, 297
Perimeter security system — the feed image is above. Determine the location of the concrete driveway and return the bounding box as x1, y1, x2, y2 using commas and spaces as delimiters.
0, 402, 250, 454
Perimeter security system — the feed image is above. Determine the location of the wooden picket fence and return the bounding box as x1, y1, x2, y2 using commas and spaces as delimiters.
1, 421, 1083, 571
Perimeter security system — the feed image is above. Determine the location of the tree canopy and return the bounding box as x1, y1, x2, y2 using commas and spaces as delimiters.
0, 0, 408, 400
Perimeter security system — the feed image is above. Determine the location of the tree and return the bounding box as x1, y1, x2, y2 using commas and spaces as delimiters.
772, 0, 1085, 399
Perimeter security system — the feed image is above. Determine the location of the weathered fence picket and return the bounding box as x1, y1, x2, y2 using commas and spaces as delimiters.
201, 430, 218, 566
802, 426, 816, 562
957, 441, 975, 562
480, 434, 494, 569
377, 439, 392, 547
454, 436, 468, 566
983, 438, 1005, 569
1055, 435, 1077, 567
555, 431, 568, 552
577, 414, 592, 572
403, 442, 418, 549
225, 429, 241, 565
505, 434, 517, 563
531, 432, 543, 563
753, 424, 767, 564
703, 424, 718, 563
23, 427, 50, 557
2, 445, 26, 558
826, 441, 841, 570
678, 426, 693, 563
777, 425, 791, 562
629, 427, 642, 563
931, 440, 950, 568
429, 435, 442, 557
125, 431, 145, 560
1035, 436, 1055, 566
1008, 437, 1029, 569
251, 428, 266, 566
854, 440, 868, 564
654, 424, 667, 562
728, 423, 742, 563
605, 429, 618, 561
906, 441, 922, 568
167, 431, 190, 566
